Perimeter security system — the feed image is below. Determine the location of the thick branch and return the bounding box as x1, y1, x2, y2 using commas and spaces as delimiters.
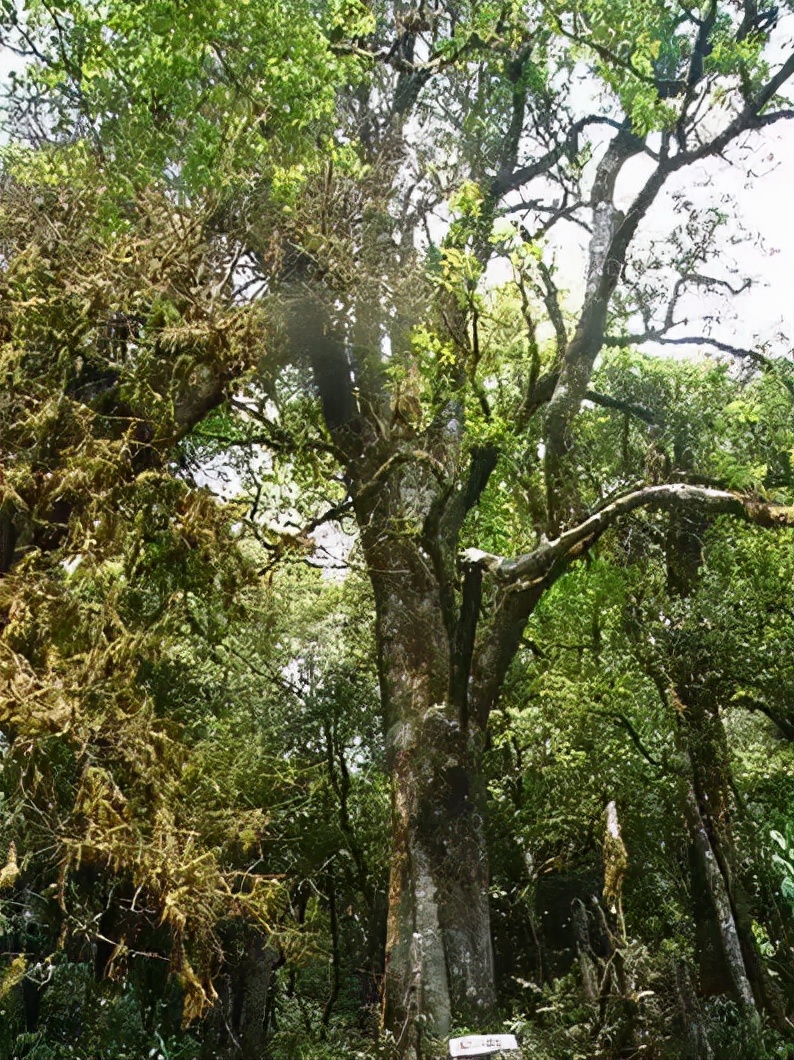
731, 694, 794, 742
537, 260, 568, 355
490, 116, 631, 199
755, 109, 794, 126
674, 0, 717, 147
450, 563, 483, 728
517, 368, 559, 424
754, 51, 794, 112
584, 389, 661, 425
463, 483, 794, 586
495, 46, 532, 187
468, 580, 548, 729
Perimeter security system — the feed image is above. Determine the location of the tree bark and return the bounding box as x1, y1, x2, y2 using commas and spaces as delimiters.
678, 691, 787, 1029
288, 289, 502, 1051
666, 506, 785, 1029
681, 773, 758, 1017
359, 511, 496, 1051
673, 958, 714, 1060
235, 939, 280, 1059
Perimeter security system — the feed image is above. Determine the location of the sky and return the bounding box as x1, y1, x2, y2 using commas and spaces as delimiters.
534, 47, 794, 357
616, 124, 794, 353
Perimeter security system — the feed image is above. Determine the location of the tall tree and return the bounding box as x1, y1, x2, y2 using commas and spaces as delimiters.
2, 0, 794, 1054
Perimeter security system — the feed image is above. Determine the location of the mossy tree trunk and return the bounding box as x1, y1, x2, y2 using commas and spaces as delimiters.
353, 466, 497, 1047
667, 511, 785, 1028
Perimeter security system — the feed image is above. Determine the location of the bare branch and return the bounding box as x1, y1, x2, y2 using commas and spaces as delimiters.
603, 334, 794, 396
543, 52, 794, 528
584, 390, 661, 425
506, 196, 593, 236
490, 116, 635, 199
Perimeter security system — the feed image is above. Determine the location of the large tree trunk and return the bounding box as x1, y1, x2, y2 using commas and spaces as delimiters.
681, 768, 757, 1016
289, 291, 503, 1053
362, 526, 496, 1051
678, 689, 787, 1029
382, 708, 495, 1044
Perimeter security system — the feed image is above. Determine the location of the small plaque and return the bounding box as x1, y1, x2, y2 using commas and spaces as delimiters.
448, 1034, 520, 1057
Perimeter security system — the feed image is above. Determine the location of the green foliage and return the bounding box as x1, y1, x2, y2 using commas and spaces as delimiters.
701, 998, 794, 1060
482, 349, 793, 1054
11, 0, 356, 196
1, 0, 793, 1054
266, 984, 380, 1060
0, 962, 201, 1060
770, 827, 794, 905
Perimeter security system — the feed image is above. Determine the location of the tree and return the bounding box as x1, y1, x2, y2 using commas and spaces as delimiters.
2, 0, 794, 1055
481, 353, 793, 1057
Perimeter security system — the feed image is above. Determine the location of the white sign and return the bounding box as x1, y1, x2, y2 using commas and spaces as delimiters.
448, 1035, 520, 1057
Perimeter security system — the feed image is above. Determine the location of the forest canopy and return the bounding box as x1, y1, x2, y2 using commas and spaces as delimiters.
0, 1, 793, 1058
